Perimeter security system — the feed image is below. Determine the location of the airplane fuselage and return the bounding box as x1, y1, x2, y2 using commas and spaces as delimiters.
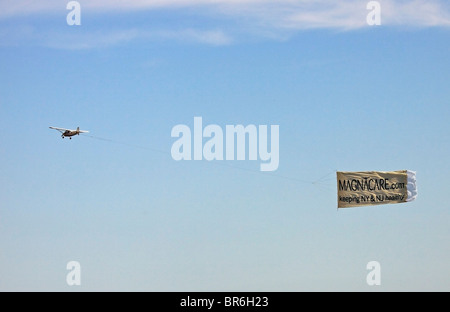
62, 130, 80, 137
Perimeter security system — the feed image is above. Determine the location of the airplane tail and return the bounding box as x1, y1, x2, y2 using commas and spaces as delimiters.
77, 127, 80, 131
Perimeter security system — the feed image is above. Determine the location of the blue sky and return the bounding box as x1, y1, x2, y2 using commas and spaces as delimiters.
0, 0, 449, 291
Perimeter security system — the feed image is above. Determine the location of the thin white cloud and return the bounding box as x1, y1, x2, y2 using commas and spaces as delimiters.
38, 28, 232, 50
155, 29, 233, 46
44, 29, 140, 50
266, 1, 369, 30
1, 0, 449, 29
0, 0, 449, 49
382, 0, 450, 26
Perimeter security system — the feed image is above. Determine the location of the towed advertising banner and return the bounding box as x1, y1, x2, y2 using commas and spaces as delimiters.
337, 170, 418, 208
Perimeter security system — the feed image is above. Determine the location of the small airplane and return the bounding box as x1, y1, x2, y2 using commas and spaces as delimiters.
49, 126, 89, 139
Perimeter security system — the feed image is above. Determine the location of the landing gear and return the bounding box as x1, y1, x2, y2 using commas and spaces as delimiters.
61, 135, 64, 139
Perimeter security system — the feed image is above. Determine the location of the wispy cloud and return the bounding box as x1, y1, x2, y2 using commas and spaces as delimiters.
1, 0, 449, 28
0, 0, 449, 49
382, 0, 450, 26
151, 29, 233, 46
41, 28, 233, 50
0, 27, 231, 50
217, 0, 450, 30
43, 29, 140, 50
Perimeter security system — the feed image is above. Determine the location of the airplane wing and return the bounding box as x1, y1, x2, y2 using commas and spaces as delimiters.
49, 126, 70, 133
